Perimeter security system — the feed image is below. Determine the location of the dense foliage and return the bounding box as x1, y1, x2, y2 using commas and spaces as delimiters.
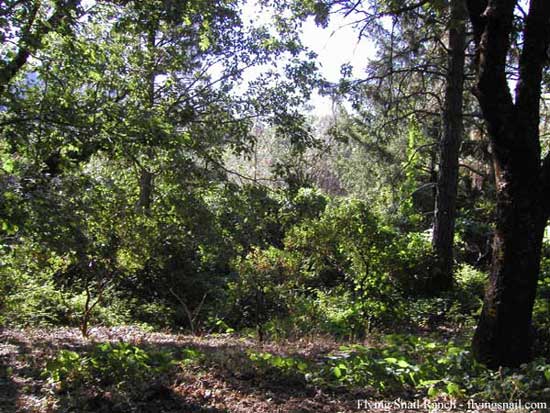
2, 0, 550, 411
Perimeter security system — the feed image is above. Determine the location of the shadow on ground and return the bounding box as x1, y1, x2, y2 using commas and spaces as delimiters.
0, 327, 361, 413
54, 386, 229, 413
0, 352, 18, 413
0, 328, 45, 412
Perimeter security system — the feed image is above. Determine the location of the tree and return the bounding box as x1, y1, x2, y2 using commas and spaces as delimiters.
0, 0, 82, 246
310, 1, 472, 273
467, 0, 550, 368
325, 0, 471, 288
321, 0, 449, 228
431, 0, 467, 290
0, 0, 320, 331
0, 0, 81, 94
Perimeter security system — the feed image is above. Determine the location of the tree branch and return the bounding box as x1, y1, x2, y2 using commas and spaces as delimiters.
467, 0, 515, 149
381, 0, 431, 17
0, 0, 81, 93
514, 0, 550, 161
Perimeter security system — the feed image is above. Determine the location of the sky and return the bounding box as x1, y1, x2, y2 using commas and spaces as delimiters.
301, 14, 375, 83
301, 13, 376, 116
253, 0, 530, 117
241, 2, 377, 117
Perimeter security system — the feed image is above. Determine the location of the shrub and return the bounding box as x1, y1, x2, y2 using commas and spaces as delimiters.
226, 246, 300, 336
2, 244, 74, 327
227, 199, 413, 337
43, 342, 201, 393
245, 333, 550, 401
391, 231, 436, 295
279, 187, 329, 229
453, 263, 486, 316
285, 199, 405, 330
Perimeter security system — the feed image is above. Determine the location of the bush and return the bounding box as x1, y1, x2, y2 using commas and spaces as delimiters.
312, 289, 371, 338
246, 333, 550, 401
279, 187, 329, 229
454, 263, 486, 315
227, 199, 412, 338
284, 199, 405, 330
262, 289, 374, 340
226, 246, 299, 335
43, 342, 201, 393
2, 244, 73, 327
391, 231, 436, 295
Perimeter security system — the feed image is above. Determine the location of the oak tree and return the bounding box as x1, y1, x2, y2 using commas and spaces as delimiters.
467, 0, 550, 368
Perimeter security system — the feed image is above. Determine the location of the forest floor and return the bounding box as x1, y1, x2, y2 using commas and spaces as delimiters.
0, 326, 512, 413
0, 326, 407, 413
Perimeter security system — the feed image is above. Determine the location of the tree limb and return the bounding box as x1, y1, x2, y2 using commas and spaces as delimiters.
0, 0, 81, 93
515, 0, 550, 161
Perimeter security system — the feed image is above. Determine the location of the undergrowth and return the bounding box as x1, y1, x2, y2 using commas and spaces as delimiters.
247, 334, 550, 401
41, 332, 550, 406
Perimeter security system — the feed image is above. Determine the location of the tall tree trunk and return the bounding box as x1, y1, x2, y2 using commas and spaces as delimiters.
138, 168, 153, 212
432, 0, 467, 290
472, 170, 545, 367
137, 25, 158, 214
466, 0, 550, 368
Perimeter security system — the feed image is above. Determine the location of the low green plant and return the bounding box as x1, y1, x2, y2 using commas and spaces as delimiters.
248, 351, 309, 374
311, 335, 477, 395
476, 358, 550, 401
247, 350, 310, 384
43, 342, 202, 392
244, 333, 550, 402
43, 350, 87, 385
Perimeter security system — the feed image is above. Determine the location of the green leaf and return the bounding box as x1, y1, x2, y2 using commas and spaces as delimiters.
199, 34, 210, 51
428, 386, 439, 397
419, 379, 441, 386
272, 356, 285, 367
446, 382, 462, 396
89, 70, 102, 81
1, 157, 14, 173
297, 361, 308, 372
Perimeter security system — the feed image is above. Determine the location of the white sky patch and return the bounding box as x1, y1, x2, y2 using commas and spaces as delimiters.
301, 14, 376, 83
240, 1, 377, 117
300, 12, 377, 117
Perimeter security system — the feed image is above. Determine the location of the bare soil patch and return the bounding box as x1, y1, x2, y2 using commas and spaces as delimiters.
0, 326, 388, 413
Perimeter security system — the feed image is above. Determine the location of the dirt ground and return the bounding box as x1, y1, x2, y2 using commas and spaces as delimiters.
1, 326, 513, 413
0, 326, 388, 413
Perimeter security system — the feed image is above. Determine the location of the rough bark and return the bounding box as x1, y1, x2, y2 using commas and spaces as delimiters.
466, 0, 550, 368
137, 25, 157, 214
431, 0, 467, 290
137, 169, 153, 212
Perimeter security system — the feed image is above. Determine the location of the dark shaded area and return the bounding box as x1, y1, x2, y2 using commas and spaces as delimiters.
0, 340, 18, 413
0, 328, 45, 412
0, 329, 231, 413
62, 388, 229, 413
0, 327, 372, 413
